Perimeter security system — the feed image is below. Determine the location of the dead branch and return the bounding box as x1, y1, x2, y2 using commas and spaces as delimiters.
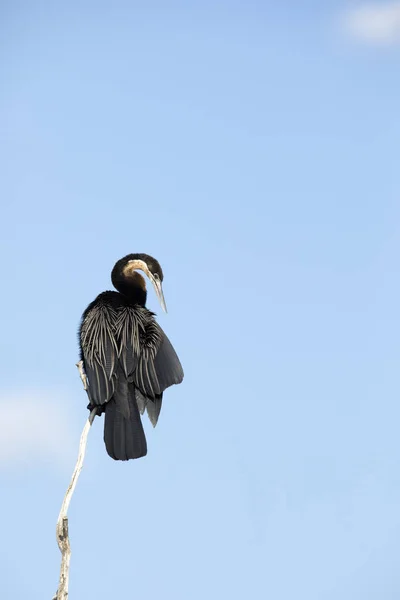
53, 361, 95, 600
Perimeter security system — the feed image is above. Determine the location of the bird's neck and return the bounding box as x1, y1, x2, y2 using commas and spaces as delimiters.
114, 272, 147, 305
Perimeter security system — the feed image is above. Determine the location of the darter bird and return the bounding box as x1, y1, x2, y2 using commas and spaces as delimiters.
78, 253, 184, 461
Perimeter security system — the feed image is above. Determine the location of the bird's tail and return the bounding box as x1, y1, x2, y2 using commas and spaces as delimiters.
104, 377, 147, 461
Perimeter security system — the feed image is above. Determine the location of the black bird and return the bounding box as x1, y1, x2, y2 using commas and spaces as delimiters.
78, 253, 184, 461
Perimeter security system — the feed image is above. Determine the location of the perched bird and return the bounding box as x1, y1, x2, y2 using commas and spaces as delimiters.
78, 253, 184, 461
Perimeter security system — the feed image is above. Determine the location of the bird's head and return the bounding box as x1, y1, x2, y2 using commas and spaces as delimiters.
111, 253, 167, 311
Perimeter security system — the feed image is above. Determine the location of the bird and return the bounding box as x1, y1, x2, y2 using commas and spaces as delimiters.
78, 253, 184, 461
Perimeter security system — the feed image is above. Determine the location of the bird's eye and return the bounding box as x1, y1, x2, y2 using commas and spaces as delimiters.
153, 273, 160, 280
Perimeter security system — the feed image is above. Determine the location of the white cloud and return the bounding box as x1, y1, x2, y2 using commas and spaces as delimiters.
0, 390, 80, 470
342, 2, 400, 44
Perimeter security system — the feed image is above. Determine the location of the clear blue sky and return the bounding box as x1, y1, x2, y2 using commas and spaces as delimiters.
1, 1, 400, 598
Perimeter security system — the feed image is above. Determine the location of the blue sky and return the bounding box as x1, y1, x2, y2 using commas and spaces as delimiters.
1, 1, 400, 598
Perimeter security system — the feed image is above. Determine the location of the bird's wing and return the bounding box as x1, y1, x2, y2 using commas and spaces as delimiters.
133, 319, 184, 399
134, 387, 162, 427
144, 323, 183, 427
80, 303, 119, 406
153, 325, 184, 390
145, 394, 163, 427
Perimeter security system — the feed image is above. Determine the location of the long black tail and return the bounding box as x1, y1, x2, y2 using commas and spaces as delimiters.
104, 377, 147, 461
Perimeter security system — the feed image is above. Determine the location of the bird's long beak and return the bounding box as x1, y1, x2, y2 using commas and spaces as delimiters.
150, 276, 167, 313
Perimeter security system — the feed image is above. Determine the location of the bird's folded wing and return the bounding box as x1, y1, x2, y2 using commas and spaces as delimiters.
133, 323, 184, 399
80, 304, 119, 405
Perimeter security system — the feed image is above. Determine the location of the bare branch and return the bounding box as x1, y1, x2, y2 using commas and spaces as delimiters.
53, 361, 96, 600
